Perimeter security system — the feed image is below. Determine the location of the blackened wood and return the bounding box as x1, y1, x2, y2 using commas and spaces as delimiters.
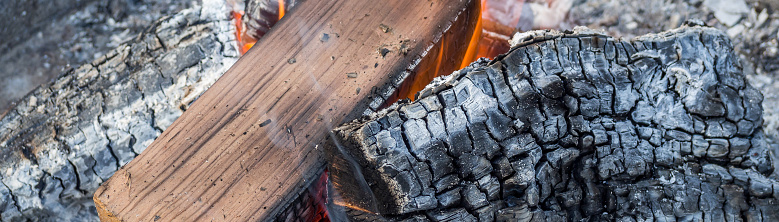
333, 25, 779, 221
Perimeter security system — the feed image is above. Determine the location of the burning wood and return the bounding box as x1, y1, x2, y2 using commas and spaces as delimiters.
1, 0, 776, 221
330, 25, 779, 221
93, 0, 480, 221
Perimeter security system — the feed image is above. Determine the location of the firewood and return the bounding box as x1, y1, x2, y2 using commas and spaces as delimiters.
331, 25, 779, 221
0, 5, 239, 221
94, 0, 480, 221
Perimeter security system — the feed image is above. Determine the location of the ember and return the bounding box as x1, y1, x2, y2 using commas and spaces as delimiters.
279, 170, 331, 222
234, 0, 296, 54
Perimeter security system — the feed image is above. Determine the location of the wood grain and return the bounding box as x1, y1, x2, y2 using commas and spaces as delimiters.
94, 0, 479, 221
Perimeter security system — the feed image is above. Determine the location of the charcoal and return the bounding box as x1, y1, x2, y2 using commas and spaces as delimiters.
426, 208, 478, 222
401, 103, 428, 119
333, 25, 779, 221
495, 205, 535, 222
434, 174, 460, 193
461, 183, 488, 210
477, 175, 501, 201
457, 153, 492, 180
491, 156, 514, 179
436, 188, 462, 208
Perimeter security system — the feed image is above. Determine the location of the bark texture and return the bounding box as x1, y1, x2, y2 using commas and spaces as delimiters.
334, 25, 779, 221
0, 3, 238, 221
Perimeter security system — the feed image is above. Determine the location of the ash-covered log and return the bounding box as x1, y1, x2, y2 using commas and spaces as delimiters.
332, 25, 779, 221
0, 3, 239, 220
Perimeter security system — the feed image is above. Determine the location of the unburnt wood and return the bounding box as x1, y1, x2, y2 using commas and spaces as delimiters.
94, 0, 480, 221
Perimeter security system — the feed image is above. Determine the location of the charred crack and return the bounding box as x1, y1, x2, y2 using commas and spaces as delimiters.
66, 159, 84, 195
0, 178, 23, 218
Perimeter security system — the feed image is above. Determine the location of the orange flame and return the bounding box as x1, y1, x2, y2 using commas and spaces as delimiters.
232, 10, 257, 55
387, 0, 484, 103
461, 6, 483, 69
233, 0, 289, 55
278, 0, 286, 20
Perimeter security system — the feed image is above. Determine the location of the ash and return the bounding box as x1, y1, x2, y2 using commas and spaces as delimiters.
0, 0, 195, 114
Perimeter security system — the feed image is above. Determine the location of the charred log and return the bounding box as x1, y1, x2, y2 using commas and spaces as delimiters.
332, 25, 779, 221
0, 4, 238, 221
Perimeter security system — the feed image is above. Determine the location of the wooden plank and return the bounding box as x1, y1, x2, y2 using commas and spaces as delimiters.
93, 0, 480, 221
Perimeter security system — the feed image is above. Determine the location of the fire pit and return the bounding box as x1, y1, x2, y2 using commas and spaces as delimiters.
1, 0, 779, 221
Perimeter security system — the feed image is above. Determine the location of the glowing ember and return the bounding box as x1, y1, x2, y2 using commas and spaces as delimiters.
232, 11, 257, 55
233, 0, 293, 55
280, 169, 331, 222
278, 0, 286, 20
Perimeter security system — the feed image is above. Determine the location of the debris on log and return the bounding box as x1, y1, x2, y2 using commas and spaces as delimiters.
332, 25, 779, 221
0, 3, 238, 220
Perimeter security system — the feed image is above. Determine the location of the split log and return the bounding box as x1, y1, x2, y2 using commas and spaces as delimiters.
93, 0, 480, 221
0, 4, 239, 221
332, 25, 779, 221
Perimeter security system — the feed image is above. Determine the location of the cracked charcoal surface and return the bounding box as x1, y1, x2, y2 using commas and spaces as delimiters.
0, 2, 238, 221
334, 25, 779, 221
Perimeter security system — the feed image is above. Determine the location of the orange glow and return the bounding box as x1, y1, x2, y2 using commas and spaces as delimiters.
232, 10, 245, 54
461, 6, 483, 69
476, 0, 527, 59
232, 10, 259, 55
384, 0, 483, 105
278, 0, 286, 20
332, 201, 378, 216
233, 0, 289, 55
390, 0, 532, 103
434, 38, 445, 84
242, 42, 255, 54
282, 169, 331, 221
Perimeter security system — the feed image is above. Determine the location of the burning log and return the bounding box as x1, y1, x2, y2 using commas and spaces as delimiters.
330, 25, 779, 221
93, 0, 480, 221
0, 4, 238, 221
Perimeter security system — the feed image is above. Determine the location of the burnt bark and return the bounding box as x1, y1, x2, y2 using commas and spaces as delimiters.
0, 4, 238, 221
333, 25, 779, 221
